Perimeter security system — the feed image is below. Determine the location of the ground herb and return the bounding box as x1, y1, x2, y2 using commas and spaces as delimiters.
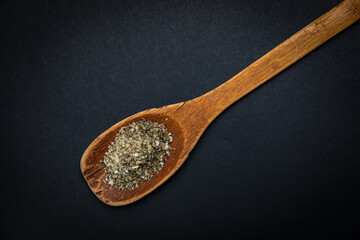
102, 118, 173, 190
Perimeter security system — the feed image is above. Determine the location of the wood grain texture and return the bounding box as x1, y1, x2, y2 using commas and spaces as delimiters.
81, 0, 360, 206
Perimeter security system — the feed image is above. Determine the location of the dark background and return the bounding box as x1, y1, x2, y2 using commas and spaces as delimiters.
1, 0, 359, 239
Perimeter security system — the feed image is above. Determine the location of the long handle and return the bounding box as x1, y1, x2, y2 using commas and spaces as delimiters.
194, 0, 359, 120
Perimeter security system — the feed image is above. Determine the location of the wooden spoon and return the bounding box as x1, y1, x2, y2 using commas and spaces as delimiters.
81, 0, 359, 206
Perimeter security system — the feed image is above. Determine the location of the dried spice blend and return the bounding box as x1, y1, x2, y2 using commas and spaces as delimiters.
101, 118, 173, 190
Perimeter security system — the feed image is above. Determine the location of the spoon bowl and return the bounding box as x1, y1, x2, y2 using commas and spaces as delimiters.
81, 102, 202, 206
81, 0, 359, 206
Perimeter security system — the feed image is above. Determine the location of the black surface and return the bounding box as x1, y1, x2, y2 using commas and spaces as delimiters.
1, 0, 359, 239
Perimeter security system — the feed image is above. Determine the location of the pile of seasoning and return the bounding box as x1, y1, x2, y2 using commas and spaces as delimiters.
101, 118, 173, 190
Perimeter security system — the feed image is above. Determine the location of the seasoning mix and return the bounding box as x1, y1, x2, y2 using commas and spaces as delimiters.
101, 118, 173, 190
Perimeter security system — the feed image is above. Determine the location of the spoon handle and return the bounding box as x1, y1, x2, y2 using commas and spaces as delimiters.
194, 0, 359, 120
